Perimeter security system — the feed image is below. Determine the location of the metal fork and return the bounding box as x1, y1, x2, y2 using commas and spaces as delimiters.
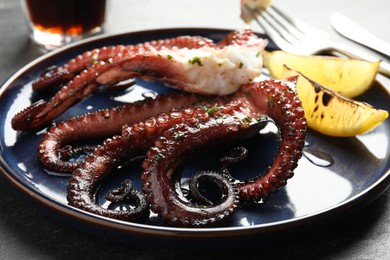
246, 5, 390, 78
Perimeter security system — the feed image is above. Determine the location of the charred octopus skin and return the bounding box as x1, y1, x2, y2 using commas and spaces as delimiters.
66, 78, 306, 227
11, 29, 267, 131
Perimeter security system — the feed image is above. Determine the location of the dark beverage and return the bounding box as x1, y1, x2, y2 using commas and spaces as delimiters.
25, 0, 106, 35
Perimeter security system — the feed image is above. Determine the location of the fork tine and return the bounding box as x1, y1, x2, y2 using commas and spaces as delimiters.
244, 4, 329, 54
244, 5, 297, 52
270, 5, 329, 39
244, 4, 390, 78
259, 8, 303, 45
268, 6, 307, 35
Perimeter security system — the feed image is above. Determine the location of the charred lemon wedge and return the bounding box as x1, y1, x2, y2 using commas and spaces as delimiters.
263, 50, 380, 98
284, 69, 388, 137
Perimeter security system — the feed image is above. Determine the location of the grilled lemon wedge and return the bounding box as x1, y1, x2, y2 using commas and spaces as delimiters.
284, 69, 388, 137
263, 50, 380, 98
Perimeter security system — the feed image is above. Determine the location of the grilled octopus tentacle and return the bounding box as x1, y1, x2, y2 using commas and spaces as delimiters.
139, 78, 306, 226
235, 78, 307, 202
38, 93, 204, 174
67, 135, 151, 221
141, 115, 267, 227
67, 101, 247, 222
12, 29, 267, 131
66, 78, 306, 227
32, 36, 216, 91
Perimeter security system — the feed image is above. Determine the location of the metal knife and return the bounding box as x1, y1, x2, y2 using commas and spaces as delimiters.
330, 12, 390, 57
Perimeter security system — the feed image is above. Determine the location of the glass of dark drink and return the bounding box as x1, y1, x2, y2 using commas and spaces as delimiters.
22, 0, 106, 50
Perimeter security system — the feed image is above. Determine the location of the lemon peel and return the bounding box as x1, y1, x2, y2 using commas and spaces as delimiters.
284, 69, 388, 137
263, 50, 380, 98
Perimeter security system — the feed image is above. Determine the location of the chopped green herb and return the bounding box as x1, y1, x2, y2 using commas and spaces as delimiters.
67, 89, 75, 96
244, 92, 251, 99
188, 56, 203, 66
174, 132, 185, 140
206, 104, 218, 116
238, 62, 244, 69
256, 52, 261, 57
155, 153, 166, 161
268, 95, 274, 109
218, 63, 223, 67
91, 54, 99, 65
240, 116, 252, 125
167, 54, 174, 60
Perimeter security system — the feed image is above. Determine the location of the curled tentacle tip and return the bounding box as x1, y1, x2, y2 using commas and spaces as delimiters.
106, 179, 150, 220
220, 146, 248, 166
32, 65, 75, 91
106, 179, 135, 203
11, 99, 47, 131
188, 170, 235, 207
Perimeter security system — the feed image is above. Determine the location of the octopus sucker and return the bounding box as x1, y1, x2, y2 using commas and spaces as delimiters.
12, 29, 267, 131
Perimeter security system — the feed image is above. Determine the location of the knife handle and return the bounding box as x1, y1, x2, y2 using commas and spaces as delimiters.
321, 41, 390, 78
331, 12, 390, 58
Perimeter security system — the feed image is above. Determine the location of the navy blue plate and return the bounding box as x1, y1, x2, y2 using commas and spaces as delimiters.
0, 28, 389, 246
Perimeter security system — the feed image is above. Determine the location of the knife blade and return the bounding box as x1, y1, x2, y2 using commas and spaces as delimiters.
330, 12, 390, 57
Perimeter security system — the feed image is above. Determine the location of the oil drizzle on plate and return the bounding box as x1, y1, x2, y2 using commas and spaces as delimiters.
303, 142, 334, 167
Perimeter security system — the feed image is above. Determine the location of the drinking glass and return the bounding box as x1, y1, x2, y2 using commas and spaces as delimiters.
22, 0, 106, 50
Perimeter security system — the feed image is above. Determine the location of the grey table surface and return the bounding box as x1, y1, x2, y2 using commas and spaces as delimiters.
1, 0, 389, 259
